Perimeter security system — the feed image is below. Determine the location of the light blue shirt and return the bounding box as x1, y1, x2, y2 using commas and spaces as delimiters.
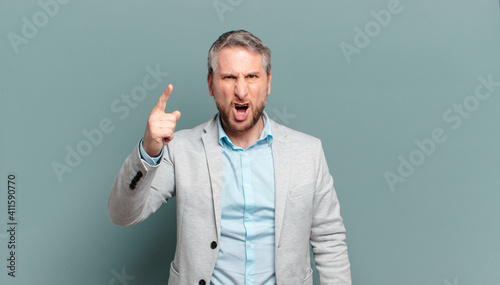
211, 112, 276, 285
139, 112, 276, 285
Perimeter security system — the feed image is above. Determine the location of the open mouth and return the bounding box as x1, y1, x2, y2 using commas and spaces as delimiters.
233, 103, 249, 121
234, 103, 249, 114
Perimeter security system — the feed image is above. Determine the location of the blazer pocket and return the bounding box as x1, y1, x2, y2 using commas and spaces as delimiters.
168, 261, 181, 284
170, 261, 180, 276
303, 268, 313, 284
289, 182, 315, 199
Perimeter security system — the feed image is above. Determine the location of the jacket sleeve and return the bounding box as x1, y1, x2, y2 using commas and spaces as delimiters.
310, 140, 352, 284
108, 142, 176, 227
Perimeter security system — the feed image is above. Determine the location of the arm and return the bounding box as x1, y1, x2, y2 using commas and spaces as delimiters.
310, 140, 352, 284
108, 85, 181, 227
108, 142, 174, 226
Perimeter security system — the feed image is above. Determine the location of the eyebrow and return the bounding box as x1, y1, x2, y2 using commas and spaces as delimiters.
219, 71, 262, 77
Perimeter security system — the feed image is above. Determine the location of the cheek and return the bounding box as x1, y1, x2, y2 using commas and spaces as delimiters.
217, 85, 233, 97
213, 86, 228, 99
214, 94, 231, 109
253, 85, 269, 100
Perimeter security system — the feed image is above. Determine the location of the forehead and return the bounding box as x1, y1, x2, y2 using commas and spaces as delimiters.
216, 47, 264, 73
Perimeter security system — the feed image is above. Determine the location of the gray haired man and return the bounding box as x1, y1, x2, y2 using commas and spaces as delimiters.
109, 30, 352, 285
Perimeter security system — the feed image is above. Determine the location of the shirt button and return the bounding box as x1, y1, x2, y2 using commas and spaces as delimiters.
247, 276, 251, 281
246, 214, 251, 219
247, 242, 252, 247
245, 183, 250, 188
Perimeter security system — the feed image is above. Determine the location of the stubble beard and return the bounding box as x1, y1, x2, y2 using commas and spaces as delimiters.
216, 99, 266, 133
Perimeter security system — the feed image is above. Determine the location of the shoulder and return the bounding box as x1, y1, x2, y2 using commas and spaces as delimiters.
173, 115, 217, 141
162, 116, 217, 160
269, 119, 326, 160
270, 120, 330, 177
174, 122, 205, 140
270, 119, 321, 145
165, 115, 218, 158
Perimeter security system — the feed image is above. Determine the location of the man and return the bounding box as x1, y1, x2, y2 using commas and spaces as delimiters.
109, 30, 351, 285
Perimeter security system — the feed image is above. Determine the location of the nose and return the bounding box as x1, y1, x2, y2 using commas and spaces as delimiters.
234, 77, 248, 100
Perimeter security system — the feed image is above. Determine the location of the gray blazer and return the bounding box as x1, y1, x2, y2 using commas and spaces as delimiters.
109, 115, 352, 285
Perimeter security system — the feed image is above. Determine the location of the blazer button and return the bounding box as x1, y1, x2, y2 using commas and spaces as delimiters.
210, 241, 217, 249
133, 171, 142, 182
199, 279, 206, 285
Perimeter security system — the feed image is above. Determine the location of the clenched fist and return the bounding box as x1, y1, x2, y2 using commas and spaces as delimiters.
142, 84, 181, 157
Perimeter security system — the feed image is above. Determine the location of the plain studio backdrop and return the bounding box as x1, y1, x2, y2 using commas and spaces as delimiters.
1, 0, 499, 284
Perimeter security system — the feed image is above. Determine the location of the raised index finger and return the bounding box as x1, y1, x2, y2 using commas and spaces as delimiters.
152, 84, 173, 113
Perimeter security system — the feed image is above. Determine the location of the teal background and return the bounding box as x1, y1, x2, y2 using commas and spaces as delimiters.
1, 0, 499, 284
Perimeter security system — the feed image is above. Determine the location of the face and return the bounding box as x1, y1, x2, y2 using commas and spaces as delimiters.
208, 47, 272, 134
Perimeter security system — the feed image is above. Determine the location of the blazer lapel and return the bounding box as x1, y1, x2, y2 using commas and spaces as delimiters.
270, 120, 291, 246
201, 115, 223, 240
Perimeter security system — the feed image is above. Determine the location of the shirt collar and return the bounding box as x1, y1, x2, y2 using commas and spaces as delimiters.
217, 111, 273, 148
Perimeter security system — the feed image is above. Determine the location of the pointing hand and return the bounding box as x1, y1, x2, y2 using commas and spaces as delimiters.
142, 84, 181, 157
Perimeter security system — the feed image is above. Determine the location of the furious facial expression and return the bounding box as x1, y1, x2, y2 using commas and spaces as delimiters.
208, 47, 272, 135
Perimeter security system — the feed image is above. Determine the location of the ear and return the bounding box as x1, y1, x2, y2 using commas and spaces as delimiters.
207, 73, 214, 97
267, 72, 272, 96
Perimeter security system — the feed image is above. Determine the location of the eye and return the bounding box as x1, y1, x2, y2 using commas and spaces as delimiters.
247, 74, 258, 79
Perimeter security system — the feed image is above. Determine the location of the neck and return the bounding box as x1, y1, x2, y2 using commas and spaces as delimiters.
223, 117, 264, 150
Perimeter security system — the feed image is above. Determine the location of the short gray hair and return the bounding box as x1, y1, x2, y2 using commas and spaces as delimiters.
207, 30, 271, 81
